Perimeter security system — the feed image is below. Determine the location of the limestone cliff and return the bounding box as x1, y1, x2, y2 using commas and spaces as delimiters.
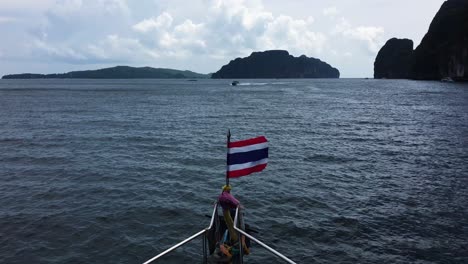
410, 0, 468, 80
374, 38, 414, 79
374, 0, 468, 81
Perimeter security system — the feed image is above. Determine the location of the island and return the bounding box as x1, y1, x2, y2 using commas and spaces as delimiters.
374, 0, 468, 81
374, 38, 413, 79
1, 66, 209, 79
211, 50, 340, 79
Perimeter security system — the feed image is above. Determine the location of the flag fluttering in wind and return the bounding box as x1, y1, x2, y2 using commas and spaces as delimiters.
227, 136, 268, 178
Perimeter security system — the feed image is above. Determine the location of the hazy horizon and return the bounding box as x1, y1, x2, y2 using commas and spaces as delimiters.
0, 0, 446, 78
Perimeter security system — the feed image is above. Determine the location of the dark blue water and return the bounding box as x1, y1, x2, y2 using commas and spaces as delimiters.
1, 79, 467, 264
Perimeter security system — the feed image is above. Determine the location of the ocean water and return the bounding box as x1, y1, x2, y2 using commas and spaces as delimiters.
0, 79, 467, 264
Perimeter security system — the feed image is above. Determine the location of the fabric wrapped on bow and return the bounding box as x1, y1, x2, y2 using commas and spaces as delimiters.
218, 185, 239, 210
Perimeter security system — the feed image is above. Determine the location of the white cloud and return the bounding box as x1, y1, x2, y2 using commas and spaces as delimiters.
127, 0, 326, 60
204, 0, 273, 54
323, 6, 339, 17
47, 0, 129, 17
174, 20, 204, 36
346, 26, 385, 53
173, 20, 207, 50
333, 17, 384, 53
87, 34, 159, 61
333, 17, 351, 34
209, 0, 272, 30
33, 39, 87, 61
259, 15, 326, 55
47, 0, 83, 16
133, 13, 206, 57
201, 0, 324, 58
133, 12, 173, 33
100, 0, 130, 16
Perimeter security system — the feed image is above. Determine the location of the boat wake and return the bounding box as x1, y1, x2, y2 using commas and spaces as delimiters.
238, 82, 268, 86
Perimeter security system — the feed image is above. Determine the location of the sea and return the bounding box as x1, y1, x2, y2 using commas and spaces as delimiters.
0, 79, 467, 264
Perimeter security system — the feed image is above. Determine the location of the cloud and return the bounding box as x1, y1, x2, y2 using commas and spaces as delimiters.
128, 0, 326, 59
132, 12, 206, 57
346, 26, 385, 53
0, 16, 18, 24
333, 17, 384, 53
87, 34, 159, 61
258, 15, 326, 55
33, 38, 88, 61
0, 0, 56, 10
209, 0, 273, 30
47, 0, 130, 17
323, 6, 339, 17
133, 12, 173, 33
38, 0, 131, 42
1, 0, 387, 76
172, 20, 206, 50
202, 0, 274, 56
200, 0, 324, 58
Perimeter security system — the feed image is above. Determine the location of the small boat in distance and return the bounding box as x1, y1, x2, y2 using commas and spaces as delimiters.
231, 81, 240, 86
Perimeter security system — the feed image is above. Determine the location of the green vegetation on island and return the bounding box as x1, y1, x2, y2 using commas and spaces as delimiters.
212, 50, 340, 79
1, 66, 210, 79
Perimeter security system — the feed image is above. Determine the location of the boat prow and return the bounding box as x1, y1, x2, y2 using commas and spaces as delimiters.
143, 203, 296, 263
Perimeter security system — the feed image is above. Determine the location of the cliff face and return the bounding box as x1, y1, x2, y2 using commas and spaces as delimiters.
410, 0, 468, 80
374, 0, 468, 81
374, 38, 414, 79
211, 50, 339, 79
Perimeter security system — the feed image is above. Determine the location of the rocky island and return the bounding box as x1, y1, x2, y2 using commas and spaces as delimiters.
374, 0, 468, 81
2, 66, 209, 79
211, 50, 339, 79
374, 38, 414, 79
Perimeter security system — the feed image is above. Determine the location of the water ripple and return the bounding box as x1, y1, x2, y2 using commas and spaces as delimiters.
0, 79, 467, 263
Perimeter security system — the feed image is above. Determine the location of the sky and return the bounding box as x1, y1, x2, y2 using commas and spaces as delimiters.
0, 0, 446, 77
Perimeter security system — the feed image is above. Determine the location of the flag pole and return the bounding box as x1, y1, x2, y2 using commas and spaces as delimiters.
226, 129, 231, 186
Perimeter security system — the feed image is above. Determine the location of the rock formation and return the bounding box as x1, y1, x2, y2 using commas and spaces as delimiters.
374, 0, 468, 81
211, 50, 339, 79
410, 0, 468, 80
374, 38, 414, 79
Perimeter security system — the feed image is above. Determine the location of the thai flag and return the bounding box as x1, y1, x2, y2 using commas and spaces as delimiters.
227, 136, 268, 178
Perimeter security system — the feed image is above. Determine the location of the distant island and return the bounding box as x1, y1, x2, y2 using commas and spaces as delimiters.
1, 66, 210, 79
3, 51, 340, 80
374, 0, 468, 81
211, 50, 340, 79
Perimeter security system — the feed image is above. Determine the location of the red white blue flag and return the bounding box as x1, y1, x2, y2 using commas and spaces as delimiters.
227, 136, 268, 178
